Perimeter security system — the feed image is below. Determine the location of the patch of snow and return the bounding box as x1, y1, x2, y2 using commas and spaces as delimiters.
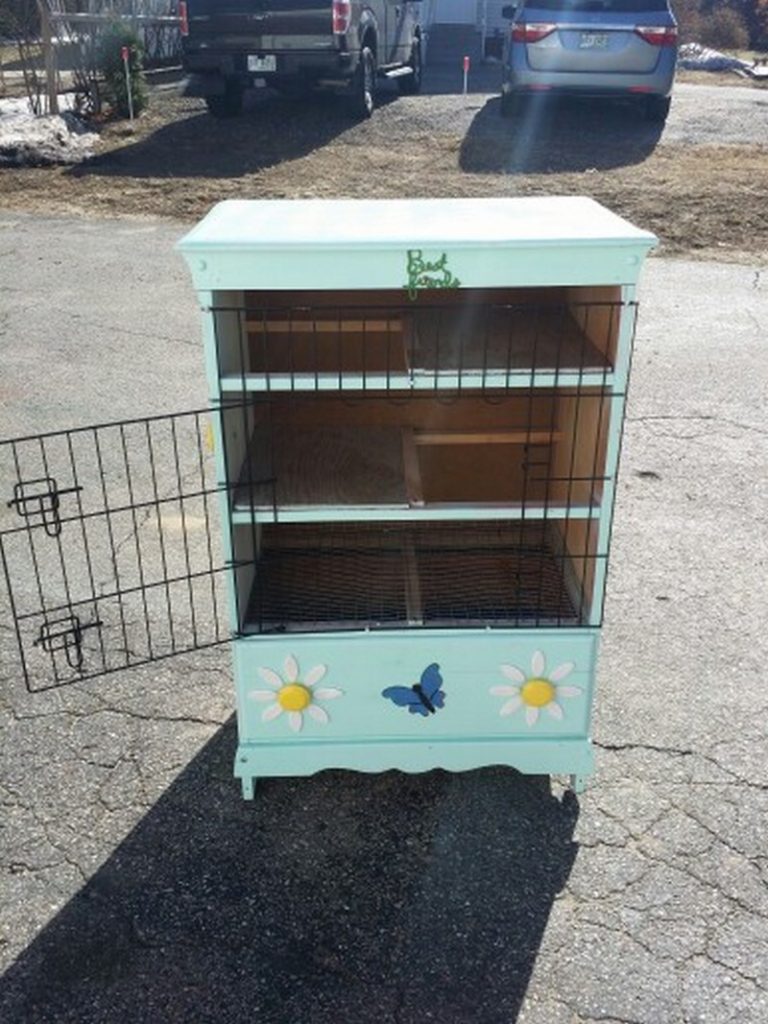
0, 93, 78, 115
678, 42, 750, 73
0, 96, 99, 166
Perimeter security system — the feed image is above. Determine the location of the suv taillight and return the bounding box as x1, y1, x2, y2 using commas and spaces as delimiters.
332, 0, 351, 34
178, 0, 189, 37
635, 25, 678, 46
511, 23, 557, 43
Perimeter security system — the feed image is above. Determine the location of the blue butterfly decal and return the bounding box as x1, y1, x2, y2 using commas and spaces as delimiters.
382, 663, 445, 717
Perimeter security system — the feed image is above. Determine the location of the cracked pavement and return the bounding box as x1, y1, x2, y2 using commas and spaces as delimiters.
1, 213, 767, 1023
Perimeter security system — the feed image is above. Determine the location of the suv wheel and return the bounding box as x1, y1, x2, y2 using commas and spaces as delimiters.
397, 39, 422, 95
205, 80, 244, 118
644, 95, 670, 124
348, 45, 375, 118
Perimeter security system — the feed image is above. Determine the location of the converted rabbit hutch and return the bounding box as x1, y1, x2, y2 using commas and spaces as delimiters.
0, 197, 655, 797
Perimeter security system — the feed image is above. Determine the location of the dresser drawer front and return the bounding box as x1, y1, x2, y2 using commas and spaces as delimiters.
234, 631, 598, 744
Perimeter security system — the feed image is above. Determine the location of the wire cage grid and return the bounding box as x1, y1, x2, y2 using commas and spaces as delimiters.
0, 289, 635, 691
0, 408, 236, 691
210, 290, 633, 393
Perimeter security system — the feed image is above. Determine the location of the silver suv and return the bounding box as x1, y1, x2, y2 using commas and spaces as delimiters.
501, 0, 678, 122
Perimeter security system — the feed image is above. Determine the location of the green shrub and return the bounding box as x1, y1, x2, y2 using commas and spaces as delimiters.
97, 23, 148, 118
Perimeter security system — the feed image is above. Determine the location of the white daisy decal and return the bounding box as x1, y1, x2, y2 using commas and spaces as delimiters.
248, 654, 343, 733
490, 650, 582, 727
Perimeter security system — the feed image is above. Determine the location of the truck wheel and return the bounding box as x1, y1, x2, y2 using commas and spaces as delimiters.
205, 81, 244, 118
348, 45, 375, 118
397, 39, 422, 95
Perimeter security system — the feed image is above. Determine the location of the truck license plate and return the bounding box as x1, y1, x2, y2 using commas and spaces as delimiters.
579, 32, 609, 48
248, 54, 276, 72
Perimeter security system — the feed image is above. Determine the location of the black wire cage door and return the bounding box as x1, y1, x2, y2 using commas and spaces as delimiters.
0, 407, 244, 693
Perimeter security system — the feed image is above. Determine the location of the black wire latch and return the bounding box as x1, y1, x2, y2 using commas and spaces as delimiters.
34, 614, 102, 672
7, 477, 83, 537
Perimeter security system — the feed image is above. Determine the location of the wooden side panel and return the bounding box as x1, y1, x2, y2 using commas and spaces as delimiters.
262, 394, 557, 430
566, 285, 622, 366
551, 519, 598, 623
549, 391, 610, 508
231, 523, 258, 629
417, 443, 550, 504
401, 428, 424, 506
221, 401, 265, 496
243, 286, 570, 309
211, 291, 247, 377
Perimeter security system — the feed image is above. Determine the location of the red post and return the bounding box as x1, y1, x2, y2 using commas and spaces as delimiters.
121, 46, 134, 121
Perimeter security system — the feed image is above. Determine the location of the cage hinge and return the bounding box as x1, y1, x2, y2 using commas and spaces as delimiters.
7, 477, 83, 537
34, 614, 103, 672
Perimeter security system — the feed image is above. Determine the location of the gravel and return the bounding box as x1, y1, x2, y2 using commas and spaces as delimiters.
0, 71, 766, 261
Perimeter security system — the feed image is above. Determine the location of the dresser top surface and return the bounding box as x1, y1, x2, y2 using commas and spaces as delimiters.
178, 197, 657, 253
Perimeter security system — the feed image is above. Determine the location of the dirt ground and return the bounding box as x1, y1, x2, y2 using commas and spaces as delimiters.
1, 74, 767, 262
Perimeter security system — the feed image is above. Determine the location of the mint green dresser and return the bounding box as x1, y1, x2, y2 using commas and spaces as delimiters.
177, 197, 656, 798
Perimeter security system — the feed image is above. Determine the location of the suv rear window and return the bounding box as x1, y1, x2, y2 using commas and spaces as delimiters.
522, 0, 670, 11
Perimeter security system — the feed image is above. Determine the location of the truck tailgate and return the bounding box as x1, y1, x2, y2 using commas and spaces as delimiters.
187, 0, 331, 41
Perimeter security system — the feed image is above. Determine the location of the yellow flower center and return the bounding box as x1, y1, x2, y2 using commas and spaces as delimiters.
277, 683, 311, 712
521, 678, 555, 708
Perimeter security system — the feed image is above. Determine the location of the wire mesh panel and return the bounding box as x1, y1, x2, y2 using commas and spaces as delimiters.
213, 290, 628, 393
0, 408, 240, 692
243, 521, 605, 634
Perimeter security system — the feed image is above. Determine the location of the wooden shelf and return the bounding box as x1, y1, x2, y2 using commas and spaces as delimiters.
236, 426, 406, 509
410, 305, 612, 378
231, 421, 602, 522
220, 368, 614, 393
219, 299, 617, 393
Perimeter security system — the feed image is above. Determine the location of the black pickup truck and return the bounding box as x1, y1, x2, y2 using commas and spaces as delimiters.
179, 0, 423, 118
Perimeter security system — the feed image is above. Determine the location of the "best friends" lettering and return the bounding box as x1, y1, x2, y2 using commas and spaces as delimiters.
404, 250, 461, 300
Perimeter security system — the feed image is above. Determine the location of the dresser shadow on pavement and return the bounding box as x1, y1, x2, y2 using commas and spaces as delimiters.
0, 721, 579, 1023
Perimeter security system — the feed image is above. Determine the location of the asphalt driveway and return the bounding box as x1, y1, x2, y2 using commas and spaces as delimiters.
1, 212, 767, 1023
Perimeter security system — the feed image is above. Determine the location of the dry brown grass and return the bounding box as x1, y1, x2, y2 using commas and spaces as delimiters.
1, 87, 766, 263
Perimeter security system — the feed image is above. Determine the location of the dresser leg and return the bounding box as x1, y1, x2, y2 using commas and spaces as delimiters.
241, 776, 256, 800
569, 773, 587, 795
